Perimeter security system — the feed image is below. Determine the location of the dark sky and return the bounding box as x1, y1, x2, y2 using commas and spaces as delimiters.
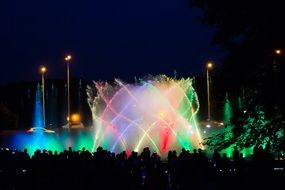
0, 0, 222, 84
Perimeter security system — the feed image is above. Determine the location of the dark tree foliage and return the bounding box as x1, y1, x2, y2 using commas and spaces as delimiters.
189, 0, 285, 86
204, 89, 285, 154
189, 0, 285, 154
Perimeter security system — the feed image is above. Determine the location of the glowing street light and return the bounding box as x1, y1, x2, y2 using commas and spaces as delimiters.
40, 66, 46, 128
275, 49, 282, 55
65, 55, 72, 61
207, 62, 213, 70
206, 62, 213, 121
273, 49, 283, 109
65, 54, 72, 127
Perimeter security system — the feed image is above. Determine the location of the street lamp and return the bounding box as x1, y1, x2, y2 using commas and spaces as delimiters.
206, 62, 213, 121
275, 49, 282, 55
40, 66, 46, 128
65, 55, 72, 127
273, 49, 283, 109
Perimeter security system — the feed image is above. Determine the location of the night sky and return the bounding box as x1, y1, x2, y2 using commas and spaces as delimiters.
0, 0, 221, 84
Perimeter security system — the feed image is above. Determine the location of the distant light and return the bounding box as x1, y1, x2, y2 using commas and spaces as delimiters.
206, 124, 211, 128
71, 113, 81, 123
207, 62, 213, 69
40, 66, 46, 73
275, 49, 282, 55
159, 112, 165, 117
219, 122, 224, 126
274, 167, 284, 171
203, 130, 206, 134
65, 55, 72, 61
243, 110, 247, 113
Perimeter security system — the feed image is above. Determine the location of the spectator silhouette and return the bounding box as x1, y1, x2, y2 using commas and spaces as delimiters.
232, 146, 240, 162
0, 145, 284, 189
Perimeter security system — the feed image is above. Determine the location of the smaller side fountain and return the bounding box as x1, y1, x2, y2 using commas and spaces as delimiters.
33, 83, 44, 128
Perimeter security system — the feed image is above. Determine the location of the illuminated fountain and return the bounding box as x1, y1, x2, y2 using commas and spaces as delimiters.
4, 75, 205, 157
87, 75, 204, 156
33, 83, 44, 128
224, 93, 232, 126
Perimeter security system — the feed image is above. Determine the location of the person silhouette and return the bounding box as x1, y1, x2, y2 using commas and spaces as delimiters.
232, 146, 240, 162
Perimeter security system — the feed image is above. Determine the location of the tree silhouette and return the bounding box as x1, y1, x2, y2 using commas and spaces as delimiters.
204, 89, 285, 156
188, 0, 285, 87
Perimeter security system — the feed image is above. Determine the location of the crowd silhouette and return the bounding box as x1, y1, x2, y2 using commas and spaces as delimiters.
0, 145, 284, 190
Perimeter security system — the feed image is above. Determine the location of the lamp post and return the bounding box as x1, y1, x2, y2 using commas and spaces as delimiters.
40, 66, 46, 128
206, 62, 213, 121
273, 49, 282, 109
65, 55, 72, 127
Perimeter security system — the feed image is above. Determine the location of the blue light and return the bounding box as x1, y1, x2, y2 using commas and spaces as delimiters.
33, 83, 43, 128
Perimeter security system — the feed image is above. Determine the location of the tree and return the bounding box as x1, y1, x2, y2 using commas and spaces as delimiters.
189, 0, 285, 87
204, 89, 285, 155
188, 1, 285, 154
